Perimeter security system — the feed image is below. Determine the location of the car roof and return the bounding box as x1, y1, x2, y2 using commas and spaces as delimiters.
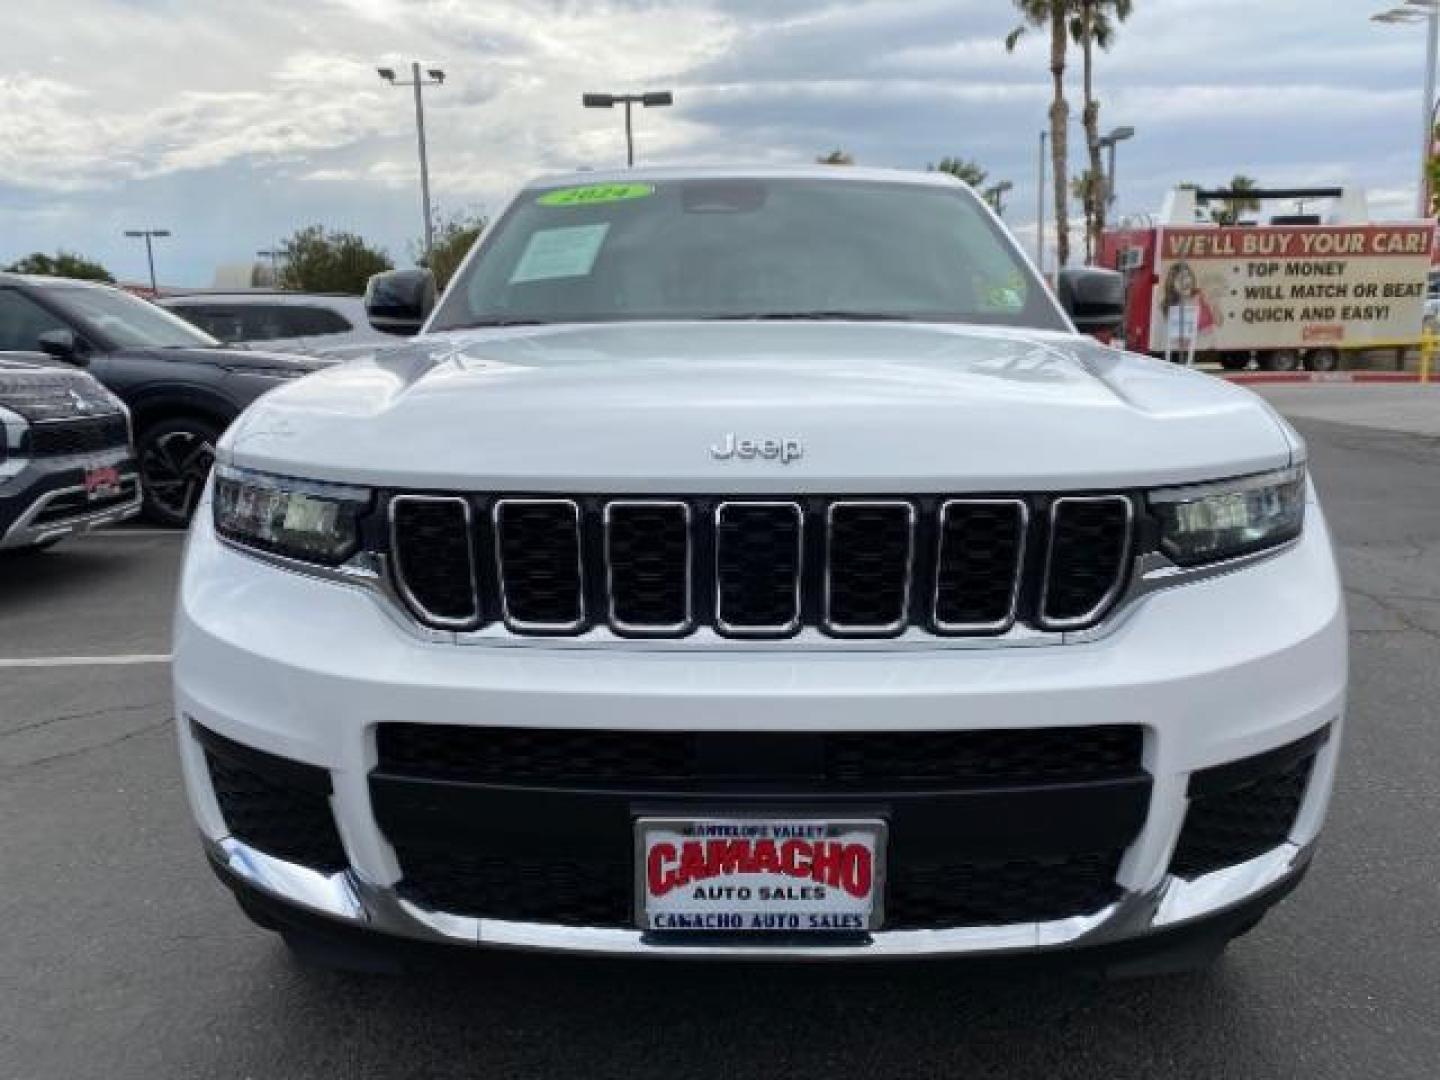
160, 291, 365, 304
0, 272, 119, 291
523, 164, 967, 192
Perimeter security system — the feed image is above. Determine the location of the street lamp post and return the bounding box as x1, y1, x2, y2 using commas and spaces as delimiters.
123, 229, 170, 295
582, 91, 674, 167
1373, 0, 1440, 216
379, 62, 446, 264
1098, 125, 1136, 211
1037, 130, 1048, 274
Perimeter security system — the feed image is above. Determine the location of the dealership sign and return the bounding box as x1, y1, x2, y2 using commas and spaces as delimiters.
1149, 225, 1433, 352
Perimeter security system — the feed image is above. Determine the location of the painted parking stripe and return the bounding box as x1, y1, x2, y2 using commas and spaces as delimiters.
0, 654, 172, 669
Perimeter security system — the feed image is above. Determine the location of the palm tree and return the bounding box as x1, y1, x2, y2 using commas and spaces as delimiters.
929, 157, 990, 188
1070, 171, 1102, 262
1071, 0, 1131, 259
1211, 174, 1261, 226
1008, 0, 1074, 267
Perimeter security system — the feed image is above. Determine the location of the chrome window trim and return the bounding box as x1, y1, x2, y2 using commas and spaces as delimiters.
493, 497, 587, 634
932, 498, 1029, 635
1037, 495, 1135, 632
603, 499, 694, 637
823, 500, 916, 637
388, 495, 482, 631
714, 500, 804, 638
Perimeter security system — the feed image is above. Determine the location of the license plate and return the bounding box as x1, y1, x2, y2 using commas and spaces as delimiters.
637, 817, 885, 933
84, 465, 122, 501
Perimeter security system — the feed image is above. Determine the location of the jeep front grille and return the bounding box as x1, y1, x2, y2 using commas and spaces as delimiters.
385, 493, 1137, 640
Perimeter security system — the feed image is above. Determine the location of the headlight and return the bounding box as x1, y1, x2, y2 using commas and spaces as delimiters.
213, 465, 370, 564
1149, 466, 1306, 566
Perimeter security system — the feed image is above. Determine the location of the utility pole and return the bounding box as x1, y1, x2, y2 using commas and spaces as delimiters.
379, 62, 446, 264
123, 229, 170, 295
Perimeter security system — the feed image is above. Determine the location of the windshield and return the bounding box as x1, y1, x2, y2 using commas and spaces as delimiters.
431, 177, 1065, 332
49, 286, 220, 349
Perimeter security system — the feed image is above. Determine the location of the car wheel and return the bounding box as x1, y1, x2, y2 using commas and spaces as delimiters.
1259, 350, 1302, 373
138, 417, 221, 527
1304, 348, 1341, 372
1218, 351, 1250, 372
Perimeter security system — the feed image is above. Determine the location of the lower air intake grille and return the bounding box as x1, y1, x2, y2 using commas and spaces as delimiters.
887, 851, 1124, 928
198, 726, 346, 874
28, 414, 129, 456
1169, 731, 1325, 880
396, 850, 632, 927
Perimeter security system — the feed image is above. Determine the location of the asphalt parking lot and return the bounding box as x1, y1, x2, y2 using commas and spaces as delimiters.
3, 390, 1439, 1079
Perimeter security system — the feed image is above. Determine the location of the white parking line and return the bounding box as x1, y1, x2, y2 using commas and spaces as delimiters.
0, 654, 172, 669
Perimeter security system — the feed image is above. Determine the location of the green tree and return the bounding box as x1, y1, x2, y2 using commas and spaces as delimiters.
816, 149, 855, 166
6, 250, 114, 282
1210, 174, 1262, 226
277, 226, 393, 294
1007, 0, 1074, 267
1071, 0, 1132, 258
929, 157, 989, 188
417, 209, 487, 290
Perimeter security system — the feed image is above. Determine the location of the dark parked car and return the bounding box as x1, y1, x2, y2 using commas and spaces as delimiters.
0, 274, 327, 525
159, 291, 394, 356
0, 352, 140, 552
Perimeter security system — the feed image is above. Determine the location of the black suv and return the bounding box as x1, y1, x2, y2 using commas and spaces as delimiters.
0, 274, 327, 525
1, 352, 140, 552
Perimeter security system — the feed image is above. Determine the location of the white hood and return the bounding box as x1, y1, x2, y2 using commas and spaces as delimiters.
221, 321, 1297, 493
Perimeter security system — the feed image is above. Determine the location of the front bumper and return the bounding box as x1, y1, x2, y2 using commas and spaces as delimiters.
174, 495, 1346, 959
0, 453, 141, 550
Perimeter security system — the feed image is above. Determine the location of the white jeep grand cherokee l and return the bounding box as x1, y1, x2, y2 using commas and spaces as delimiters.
173, 167, 1345, 974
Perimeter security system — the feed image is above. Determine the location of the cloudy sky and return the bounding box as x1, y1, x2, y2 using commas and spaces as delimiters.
0, 0, 1425, 286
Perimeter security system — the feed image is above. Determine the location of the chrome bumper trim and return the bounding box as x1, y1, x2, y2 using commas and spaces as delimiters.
206, 834, 1313, 960
0, 478, 142, 550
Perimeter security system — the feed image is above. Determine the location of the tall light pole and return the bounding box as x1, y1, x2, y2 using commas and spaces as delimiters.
1098, 125, 1136, 211
1037, 130, 1048, 274
379, 62, 445, 264
123, 229, 170, 295
582, 91, 674, 167
1373, 0, 1440, 215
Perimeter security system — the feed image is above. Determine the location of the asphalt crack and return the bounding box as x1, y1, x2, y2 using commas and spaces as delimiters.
1, 699, 167, 739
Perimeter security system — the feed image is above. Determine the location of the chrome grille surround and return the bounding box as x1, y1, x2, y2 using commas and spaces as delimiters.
932, 498, 1029, 635
713, 500, 805, 638
388, 495, 481, 631
493, 498, 586, 634
823, 500, 917, 637
603, 499, 694, 637
1038, 495, 1135, 632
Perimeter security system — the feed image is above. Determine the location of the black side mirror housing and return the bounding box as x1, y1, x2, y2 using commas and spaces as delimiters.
365, 269, 437, 336
37, 328, 87, 366
1056, 267, 1126, 338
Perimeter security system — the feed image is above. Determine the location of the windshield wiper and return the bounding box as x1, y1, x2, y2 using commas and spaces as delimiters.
700, 311, 924, 322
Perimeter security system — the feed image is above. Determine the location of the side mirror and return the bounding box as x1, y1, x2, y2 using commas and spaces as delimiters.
365, 269, 436, 336
37, 328, 87, 366
1056, 267, 1126, 338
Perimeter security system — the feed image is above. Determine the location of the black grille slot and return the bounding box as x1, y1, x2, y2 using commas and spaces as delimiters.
376, 724, 1144, 790
934, 500, 1027, 631
825, 502, 913, 633
496, 500, 584, 630
28, 414, 129, 456
199, 727, 346, 874
1170, 734, 1322, 879
887, 851, 1124, 928
395, 849, 632, 927
1041, 496, 1132, 627
715, 502, 802, 635
390, 496, 479, 628
605, 501, 691, 632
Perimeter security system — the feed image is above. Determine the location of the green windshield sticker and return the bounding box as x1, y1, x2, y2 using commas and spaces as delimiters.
537, 183, 655, 207
509, 223, 611, 284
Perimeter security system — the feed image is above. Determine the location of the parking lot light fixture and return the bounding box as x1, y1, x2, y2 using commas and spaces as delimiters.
123, 229, 171, 295
1374, 0, 1440, 214
379, 62, 445, 263
1098, 125, 1136, 211
582, 91, 674, 167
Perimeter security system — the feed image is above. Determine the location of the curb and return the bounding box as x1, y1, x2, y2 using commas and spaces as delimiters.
1221, 372, 1431, 386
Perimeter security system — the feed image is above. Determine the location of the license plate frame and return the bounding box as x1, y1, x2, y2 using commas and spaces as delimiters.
635, 816, 887, 934
83, 464, 122, 502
